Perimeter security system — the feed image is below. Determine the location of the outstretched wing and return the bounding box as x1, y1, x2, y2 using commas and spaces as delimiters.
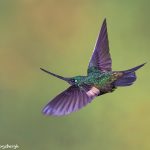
88, 19, 112, 73
42, 85, 100, 116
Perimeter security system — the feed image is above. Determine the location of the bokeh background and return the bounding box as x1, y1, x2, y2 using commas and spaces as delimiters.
0, 0, 149, 150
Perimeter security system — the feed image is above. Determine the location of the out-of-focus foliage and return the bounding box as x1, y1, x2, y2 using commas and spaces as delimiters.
0, 0, 149, 150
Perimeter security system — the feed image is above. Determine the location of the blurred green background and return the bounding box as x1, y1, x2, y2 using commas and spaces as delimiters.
0, 0, 149, 150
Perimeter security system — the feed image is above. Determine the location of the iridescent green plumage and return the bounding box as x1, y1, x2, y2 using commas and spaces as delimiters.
73, 67, 117, 93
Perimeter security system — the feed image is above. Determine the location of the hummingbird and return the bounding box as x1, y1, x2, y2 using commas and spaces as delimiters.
40, 18, 145, 116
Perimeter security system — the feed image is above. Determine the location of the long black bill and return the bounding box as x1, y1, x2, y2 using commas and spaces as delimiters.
40, 68, 70, 82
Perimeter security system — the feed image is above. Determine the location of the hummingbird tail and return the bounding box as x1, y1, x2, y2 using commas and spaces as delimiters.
114, 63, 146, 86
40, 68, 69, 82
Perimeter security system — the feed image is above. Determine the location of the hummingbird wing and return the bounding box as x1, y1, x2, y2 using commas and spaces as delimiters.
88, 18, 112, 73
42, 85, 100, 116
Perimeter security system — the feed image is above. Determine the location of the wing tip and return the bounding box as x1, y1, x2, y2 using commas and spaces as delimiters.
103, 18, 107, 25
42, 105, 52, 116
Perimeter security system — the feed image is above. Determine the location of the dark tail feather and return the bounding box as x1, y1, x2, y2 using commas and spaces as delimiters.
114, 63, 146, 86
122, 63, 146, 74
115, 72, 136, 86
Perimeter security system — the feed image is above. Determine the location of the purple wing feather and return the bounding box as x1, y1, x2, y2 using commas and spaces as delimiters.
88, 18, 112, 73
42, 85, 100, 116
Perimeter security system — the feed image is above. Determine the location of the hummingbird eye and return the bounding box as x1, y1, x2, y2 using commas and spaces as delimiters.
75, 79, 77, 83
70, 79, 77, 84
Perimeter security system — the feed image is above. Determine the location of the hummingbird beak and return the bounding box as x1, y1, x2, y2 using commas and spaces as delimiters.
40, 68, 71, 83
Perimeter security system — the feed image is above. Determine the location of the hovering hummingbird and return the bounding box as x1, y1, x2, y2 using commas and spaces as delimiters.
40, 19, 145, 116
